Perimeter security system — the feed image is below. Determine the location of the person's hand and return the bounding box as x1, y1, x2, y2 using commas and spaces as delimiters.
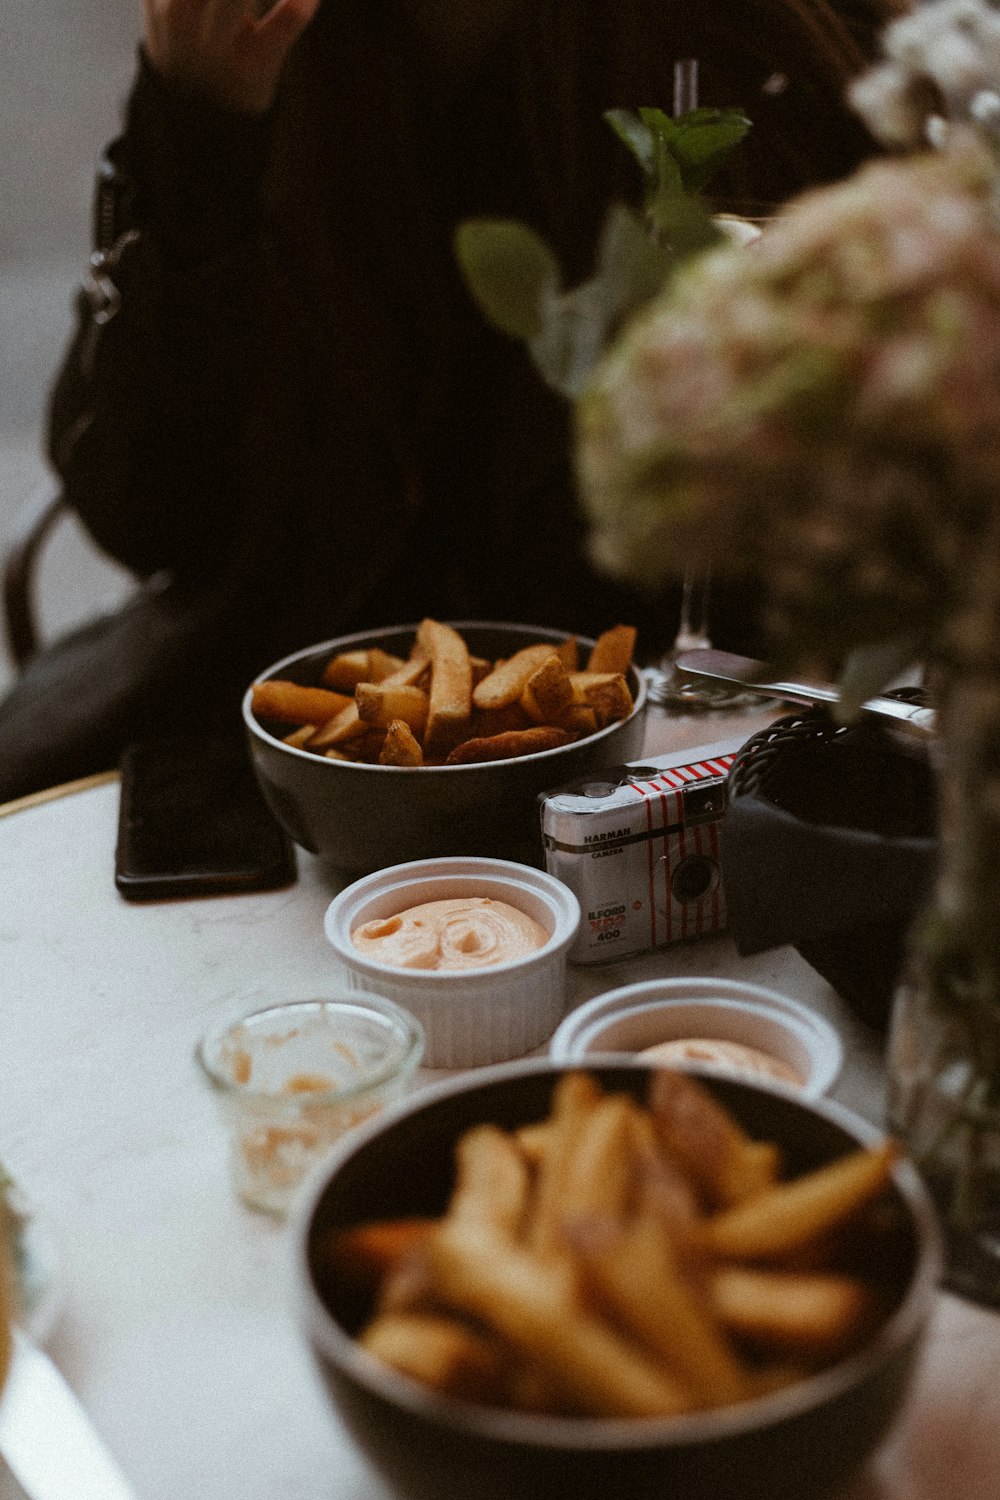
143, 0, 322, 115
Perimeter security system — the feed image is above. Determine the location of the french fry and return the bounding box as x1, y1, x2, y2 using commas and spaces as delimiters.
282, 724, 317, 748
382, 652, 432, 689
426, 1220, 694, 1419
444, 726, 572, 764
469, 702, 534, 739
376, 1254, 438, 1317
318, 1218, 436, 1296
520, 656, 575, 724
707, 1266, 877, 1362
473, 644, 564, 711
528, 1073, 604, 1258
448, 1125, 531, 1239
555, 1094, 643, 1227
251, 679, 354, 725
699, 1141, 899, 1261
309, 701, 367, 749
553, 637, 580, 671
569, 671, 634, 728
585, 625, 637, 676
380, 719, 424, 766
356, 681, 429, 737
353, 728, 390, 762
649, 1069, 781, 1210
321, 650, 373, 692
324, 648, 427, 695
417, 618, 473, 757
549, 702, 599, 736
366, 647, 409, 682
359, 1311, 507, 1399
627, 1105, 702, 1237
513, 1120, 552, 1167
575, 1202, 751, 1408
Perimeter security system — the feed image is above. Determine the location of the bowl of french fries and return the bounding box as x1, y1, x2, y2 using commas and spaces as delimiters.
293, 1059, 940, 1500
243, 620, 646, 874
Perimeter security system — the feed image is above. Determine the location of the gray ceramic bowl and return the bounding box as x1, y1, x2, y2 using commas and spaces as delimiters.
293, 1059, 940, 1500
243, 622, 647, 874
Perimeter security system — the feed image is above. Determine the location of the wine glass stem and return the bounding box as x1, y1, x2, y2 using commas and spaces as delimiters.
673, 566, 712, 654
669, 60, 712, 660
673, 58, 699, 116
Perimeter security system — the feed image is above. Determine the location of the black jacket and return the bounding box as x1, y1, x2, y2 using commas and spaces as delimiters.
44, 4, 893, 701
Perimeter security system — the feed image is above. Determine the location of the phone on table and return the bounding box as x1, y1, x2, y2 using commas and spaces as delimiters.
115, 734, 297, 901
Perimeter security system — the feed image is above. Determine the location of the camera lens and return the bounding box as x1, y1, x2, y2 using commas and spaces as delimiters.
670, 854, 719, 905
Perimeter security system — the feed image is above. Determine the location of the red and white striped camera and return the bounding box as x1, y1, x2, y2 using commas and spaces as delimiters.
539, 739, 743, 964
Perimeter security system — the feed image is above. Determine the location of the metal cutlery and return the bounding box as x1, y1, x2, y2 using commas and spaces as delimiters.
673, 648, 935, 736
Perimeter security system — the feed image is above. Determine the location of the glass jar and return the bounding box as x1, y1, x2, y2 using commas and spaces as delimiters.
887, 960, 1000, 1307
198, 995, 425, 1217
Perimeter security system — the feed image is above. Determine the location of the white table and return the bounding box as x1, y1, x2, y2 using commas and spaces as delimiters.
1, 705, 998, 1500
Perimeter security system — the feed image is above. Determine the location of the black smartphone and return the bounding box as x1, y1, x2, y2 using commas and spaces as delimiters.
115, 734, 297, 900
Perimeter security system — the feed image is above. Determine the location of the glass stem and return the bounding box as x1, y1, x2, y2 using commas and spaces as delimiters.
669, 60, 713, 661
673, 568, 713, 654
673, 58, 699, 117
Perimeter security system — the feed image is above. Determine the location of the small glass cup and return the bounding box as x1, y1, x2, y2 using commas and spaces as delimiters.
197, 995, 425, 1216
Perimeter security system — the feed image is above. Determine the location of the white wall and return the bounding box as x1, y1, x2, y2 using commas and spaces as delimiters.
0, 0, 140, 689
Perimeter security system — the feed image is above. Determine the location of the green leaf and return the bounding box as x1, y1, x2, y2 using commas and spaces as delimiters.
454, 96, 751, 400
453, 220, 561, 341
639, 107, 753, 194
453, 204, 677, 401
593, 203, 676, 324
526, 205, 678, 399
646, 183, 724, 259
603, 109, 656, 180
605, 107, 752, 198
529, 279, 610, 399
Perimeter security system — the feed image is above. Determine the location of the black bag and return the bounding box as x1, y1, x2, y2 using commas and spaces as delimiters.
722, 701, 939, 1034
0, 565, 254, 803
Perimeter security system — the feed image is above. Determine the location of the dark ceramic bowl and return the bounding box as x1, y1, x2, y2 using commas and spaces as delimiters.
243, 621, 647, 874
292, 1059, 941, 1500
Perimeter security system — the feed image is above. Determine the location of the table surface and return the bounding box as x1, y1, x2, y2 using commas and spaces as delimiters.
1, 704, 997, 1500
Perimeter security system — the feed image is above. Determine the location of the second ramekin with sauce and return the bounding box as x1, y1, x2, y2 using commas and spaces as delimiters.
548, 977, 844, 1098
324, 857, 581, 1068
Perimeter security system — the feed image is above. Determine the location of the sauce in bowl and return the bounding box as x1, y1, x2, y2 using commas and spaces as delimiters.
352, 897, 548, 971
639, 1037, 801, 1087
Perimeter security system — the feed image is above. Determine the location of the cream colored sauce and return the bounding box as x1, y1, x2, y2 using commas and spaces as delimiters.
639, 1037, 801, 1087
352, 897, 548, 970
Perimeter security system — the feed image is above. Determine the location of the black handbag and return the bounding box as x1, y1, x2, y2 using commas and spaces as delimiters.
721, 698, 939, 1034
0, 563, 254, 804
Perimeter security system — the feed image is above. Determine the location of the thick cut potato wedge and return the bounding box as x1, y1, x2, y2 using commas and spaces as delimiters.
417, 619, 474, 757
252, 679, 353, 725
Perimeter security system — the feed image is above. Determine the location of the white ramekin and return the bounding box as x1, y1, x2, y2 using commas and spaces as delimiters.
324, 858, 581, 1069
548, 977, 843, 1098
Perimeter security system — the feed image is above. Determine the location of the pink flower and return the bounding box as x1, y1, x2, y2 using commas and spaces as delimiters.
576, 140, 1000, 660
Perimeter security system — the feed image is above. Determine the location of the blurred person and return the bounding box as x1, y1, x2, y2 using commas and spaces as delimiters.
0, 0, 907, 800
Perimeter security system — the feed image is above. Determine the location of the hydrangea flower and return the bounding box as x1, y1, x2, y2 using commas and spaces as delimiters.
576, 137, 1000, 664
850, 0, 1000, 153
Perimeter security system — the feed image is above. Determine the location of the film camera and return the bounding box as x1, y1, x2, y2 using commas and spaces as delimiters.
539, 739, 743, 964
